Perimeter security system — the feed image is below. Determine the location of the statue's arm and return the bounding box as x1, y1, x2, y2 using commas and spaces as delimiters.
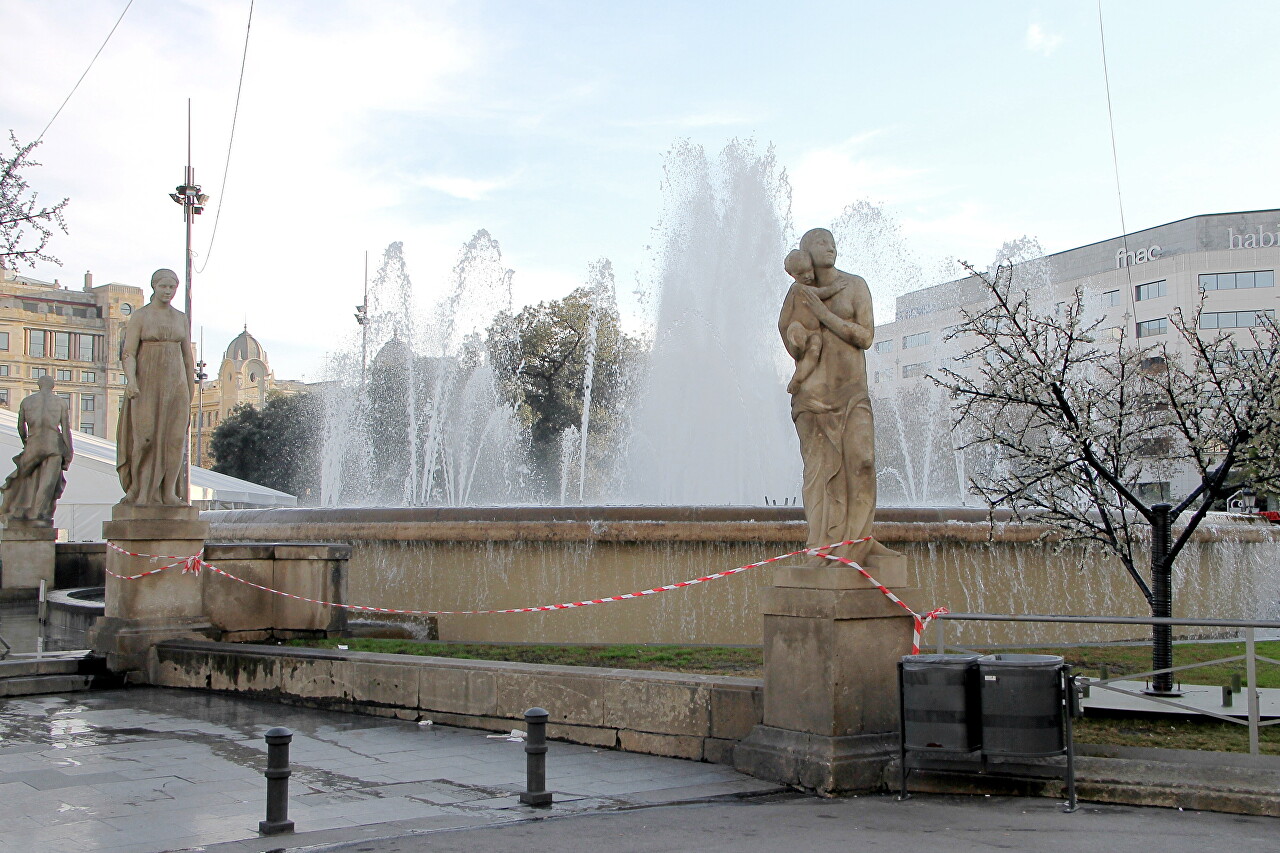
778, 286, 804, 360
802, 279, 874, 350
182, 327, 196, 401
60, 402, 73, 465
121, 315, 141, 396
15, 404, 27, 444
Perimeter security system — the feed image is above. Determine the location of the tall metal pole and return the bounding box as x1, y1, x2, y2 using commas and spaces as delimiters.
1149, 502, 1175, 694
184, 98, 193, 324
362, 252, 369, 384
195, 328, 207, 467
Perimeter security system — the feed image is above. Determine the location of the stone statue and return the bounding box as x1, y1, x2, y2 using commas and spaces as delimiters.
0, 375, 73, 525
116, 268, 194, 506
778, 228, 896, 567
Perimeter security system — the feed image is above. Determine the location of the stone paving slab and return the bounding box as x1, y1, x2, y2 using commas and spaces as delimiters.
0, 687, 778, 852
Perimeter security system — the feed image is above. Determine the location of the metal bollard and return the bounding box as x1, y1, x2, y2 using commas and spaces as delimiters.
1098, 664, 1109, 682
1222, 686, 1233, 708
519, 707, 553, 807
259, 726, 295, 835
1231, 672, 1243, 694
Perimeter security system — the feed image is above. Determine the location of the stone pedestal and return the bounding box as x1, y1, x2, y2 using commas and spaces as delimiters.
734, 555, 915, 794
92, 505, 212, 676
0, 522, 57, 598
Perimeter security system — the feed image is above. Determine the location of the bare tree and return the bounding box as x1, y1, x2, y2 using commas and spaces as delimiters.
936, 260, 1280, 692
1, 132, 69, 268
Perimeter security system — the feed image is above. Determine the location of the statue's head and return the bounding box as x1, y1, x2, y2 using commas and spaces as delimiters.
784, 249, 814, 285
151, 269, 179, 304
800, 228, 837, 270
36, 375, 54, 392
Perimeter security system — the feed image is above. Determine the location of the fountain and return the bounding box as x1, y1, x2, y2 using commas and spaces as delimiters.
206, 139, 1280, 651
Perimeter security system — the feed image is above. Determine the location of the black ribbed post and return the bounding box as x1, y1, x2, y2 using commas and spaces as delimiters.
1150, 503, 1175, 694
259, 726, 295, 835
519, 707, 553, 807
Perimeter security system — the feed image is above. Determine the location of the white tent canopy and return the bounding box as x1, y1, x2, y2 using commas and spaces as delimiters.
0, 408, 296, 541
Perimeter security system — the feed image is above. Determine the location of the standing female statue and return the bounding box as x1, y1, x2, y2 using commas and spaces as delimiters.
117, 269, 194, 506
778, 228, 894, 567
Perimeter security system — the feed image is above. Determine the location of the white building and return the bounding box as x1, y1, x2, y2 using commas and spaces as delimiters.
869, 209, 1280, 504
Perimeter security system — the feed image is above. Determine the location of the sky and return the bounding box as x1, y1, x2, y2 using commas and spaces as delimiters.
5, 1, 1280, 380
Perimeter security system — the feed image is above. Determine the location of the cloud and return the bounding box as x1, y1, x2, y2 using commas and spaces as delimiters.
789, 132, 929, 228
1025, 23, 1064, 56
414, 174, 510, 201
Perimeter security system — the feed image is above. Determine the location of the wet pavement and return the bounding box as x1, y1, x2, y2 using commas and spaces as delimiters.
0, 688, 777, 853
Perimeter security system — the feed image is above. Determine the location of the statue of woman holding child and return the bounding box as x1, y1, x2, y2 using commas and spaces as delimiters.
778, 228, 893, 567
116, 268, 195, 506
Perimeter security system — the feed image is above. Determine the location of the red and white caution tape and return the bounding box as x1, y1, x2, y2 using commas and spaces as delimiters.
817, 551, 949, 653
103, 537, 946, 651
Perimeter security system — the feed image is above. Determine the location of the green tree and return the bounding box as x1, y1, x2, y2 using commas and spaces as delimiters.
486, 272, 642, 492
210, 392, 322, 502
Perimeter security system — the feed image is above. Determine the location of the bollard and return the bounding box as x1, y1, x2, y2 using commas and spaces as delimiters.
259, 726, 295, 835
519, 707, 553, 807
1231, 672, 1243, 694
1098, 664, 1109, 682
1222, 686, 1233, 708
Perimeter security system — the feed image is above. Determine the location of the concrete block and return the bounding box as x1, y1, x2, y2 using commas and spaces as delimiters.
618, 730, 704, 761
546, 722, 619, 748
348, 661, 420, 708
709, 684, 763, 739
703, 737, 738, 765
603, 676, 709, 736
494, 670, 605, 726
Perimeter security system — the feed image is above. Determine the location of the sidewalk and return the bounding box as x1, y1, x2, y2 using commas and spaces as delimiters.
0, 688, 777, 853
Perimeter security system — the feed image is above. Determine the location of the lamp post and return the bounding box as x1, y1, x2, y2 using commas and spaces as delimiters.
168, 100, 208, 325
194, 328, 208, 466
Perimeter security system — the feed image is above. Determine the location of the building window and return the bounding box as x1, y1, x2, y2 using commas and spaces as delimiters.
1135, 280, 1167, 301
27, 330, 45, 357
32, 367, 48, 379
902, 332, 931, 349
1201, 309, 1274, 330
0, 331, 8, 350
121, 303, 133, 315
52, 331, 71, 359
0, 366, 8, 377
81, 370, 96, 383
55, 392, 70, 403
80, 423, 94, 435
81, 395, 95, 412
77, 334, 97, 362
873, 368, 894, 383
1136, 318, 1167, 338
902, 362, 929, 379
56, 369, 72, 381
873, 340, 893, 353
1101, 290, 1121, 308
0, 390, 8, 406
117, 374, 127, 385
1138, 481, 1171, 503
1200, 270, 1274, 291
21, 301, 38, 313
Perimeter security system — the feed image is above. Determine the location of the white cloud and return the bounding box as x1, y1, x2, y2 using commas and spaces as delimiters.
414, 174, 510, 201
789, 132, 929, 230
1025, 23, 1064, 56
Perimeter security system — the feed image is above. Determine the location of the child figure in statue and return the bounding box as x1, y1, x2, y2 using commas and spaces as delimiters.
782, 249, 844, 394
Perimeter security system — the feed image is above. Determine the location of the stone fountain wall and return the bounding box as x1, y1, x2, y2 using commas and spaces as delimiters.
203, 507, 1280, 647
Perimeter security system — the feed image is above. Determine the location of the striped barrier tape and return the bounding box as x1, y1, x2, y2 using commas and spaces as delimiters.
103, 537, 945, 650
817, 551, 949, 653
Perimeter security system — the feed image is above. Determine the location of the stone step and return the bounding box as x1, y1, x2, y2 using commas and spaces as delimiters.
0, 673, 94, 697
0, 655, 90, 679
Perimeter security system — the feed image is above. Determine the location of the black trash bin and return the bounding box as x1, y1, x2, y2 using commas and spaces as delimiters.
978, 653, 1066, 757
900, 653, 982, 752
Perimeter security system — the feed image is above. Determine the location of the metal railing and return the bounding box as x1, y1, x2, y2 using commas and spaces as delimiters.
933, 613, 1280, 755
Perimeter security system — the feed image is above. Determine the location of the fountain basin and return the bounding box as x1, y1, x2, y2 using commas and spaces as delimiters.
202, 506, 1280, 647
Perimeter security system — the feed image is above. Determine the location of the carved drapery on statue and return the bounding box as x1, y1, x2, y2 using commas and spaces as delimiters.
0, 376, 73, 525
778, 228, 897, 567
116, 269, 195, 507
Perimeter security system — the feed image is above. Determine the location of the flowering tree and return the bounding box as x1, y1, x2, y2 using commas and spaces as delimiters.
935, 260, 1280, 691
1, 132, 69, 268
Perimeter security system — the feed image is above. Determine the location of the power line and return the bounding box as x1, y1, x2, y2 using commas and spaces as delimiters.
196, 0, 255, 275
1097, 0, 1135, 300
38, 0, 134, 143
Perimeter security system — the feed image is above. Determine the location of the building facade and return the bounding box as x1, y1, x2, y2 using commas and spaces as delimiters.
190, 328, 308, 467
0, 267, 143, 440
868, 208, 1280, 503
